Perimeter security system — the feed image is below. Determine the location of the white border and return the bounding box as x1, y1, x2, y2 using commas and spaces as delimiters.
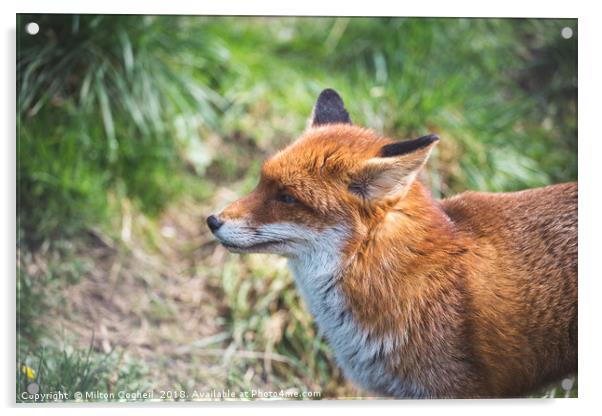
2, 1, 601, 416
9, 0, 579, 18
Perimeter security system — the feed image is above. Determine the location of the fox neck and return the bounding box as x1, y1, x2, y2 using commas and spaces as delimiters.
341, 181, 462, 336
287, 181, 463, 397
287, 227, 348, 320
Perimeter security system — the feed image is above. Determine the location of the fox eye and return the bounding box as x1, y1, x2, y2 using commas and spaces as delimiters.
276, 192, 298, 204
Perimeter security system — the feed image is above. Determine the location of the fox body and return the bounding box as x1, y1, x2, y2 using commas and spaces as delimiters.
207, 89, 577, 398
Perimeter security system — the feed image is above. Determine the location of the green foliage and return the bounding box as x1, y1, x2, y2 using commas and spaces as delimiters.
17, 342, 149, 403
16, 268, 43, 342
17, 14, 226, 245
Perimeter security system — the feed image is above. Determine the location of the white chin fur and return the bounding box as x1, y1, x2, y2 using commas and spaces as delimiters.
214, 219, 303, 255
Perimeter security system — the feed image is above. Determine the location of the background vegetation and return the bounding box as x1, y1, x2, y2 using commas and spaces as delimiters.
17, 15, 577, 401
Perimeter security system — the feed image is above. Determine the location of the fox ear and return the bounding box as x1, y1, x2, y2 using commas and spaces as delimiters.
349, 135, 439, 200
311, 88, 352, 127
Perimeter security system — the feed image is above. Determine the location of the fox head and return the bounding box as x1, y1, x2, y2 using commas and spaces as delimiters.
207, 89, 439, 261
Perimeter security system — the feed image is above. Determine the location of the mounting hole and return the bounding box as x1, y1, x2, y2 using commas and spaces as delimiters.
25, 22, 39, 35
561, 26, 573, 39
561, 378, 574, 391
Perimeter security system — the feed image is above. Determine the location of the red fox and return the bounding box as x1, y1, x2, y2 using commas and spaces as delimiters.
207, 89, 577, 398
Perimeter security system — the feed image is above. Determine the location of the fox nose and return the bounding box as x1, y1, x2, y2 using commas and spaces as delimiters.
206, 215, 224, 233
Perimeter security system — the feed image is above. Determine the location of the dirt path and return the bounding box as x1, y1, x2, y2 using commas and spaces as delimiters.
47, 197, 231, 391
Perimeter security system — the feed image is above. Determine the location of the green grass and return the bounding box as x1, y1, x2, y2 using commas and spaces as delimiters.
17, 14, 224, 246
17, 15, 577, 400
17, 341, 149, 403
17, 251, 150, 403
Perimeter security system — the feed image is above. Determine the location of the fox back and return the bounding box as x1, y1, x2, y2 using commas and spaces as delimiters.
207, 89, 577, 398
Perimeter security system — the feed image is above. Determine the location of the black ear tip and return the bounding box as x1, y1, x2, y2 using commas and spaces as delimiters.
317, 88, 343, 102
379, 134, 440, 158
312, 88, 351, 126
423, 134, 440, 144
